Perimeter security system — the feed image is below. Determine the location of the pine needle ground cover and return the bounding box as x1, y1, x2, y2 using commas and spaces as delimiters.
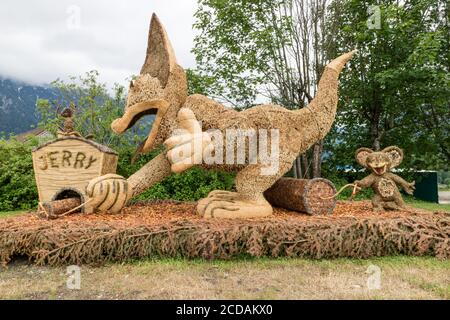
0, 201, 448, 266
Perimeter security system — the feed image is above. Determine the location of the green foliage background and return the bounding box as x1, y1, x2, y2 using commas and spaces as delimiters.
0, 138, 39, 211
323, 0, 449, 173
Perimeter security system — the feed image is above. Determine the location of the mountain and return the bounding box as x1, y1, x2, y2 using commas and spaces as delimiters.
0, 77, 59, 135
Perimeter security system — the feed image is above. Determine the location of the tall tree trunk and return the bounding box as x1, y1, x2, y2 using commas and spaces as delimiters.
293, 156, 304, 178
293, 157, 299, 178
301, 153, 310, 179
372, 135, 381, 151
312, 140, 323, 177
370, 101, 383, 151
297, 156, 303, 177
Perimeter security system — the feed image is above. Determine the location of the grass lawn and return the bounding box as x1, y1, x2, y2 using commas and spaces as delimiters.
404, 197, 450, 212
0, 210, 26, 218
0, 256, 448, 299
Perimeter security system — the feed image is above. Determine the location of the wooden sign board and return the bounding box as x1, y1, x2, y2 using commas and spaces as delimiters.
32, 136, 118, 213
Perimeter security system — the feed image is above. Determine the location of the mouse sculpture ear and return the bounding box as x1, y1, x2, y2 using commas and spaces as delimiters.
140, 13, 177, 87
355, 147, 373, 167
382, 146, 404, 168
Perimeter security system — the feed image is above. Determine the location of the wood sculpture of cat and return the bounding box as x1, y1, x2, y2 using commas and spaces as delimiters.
85, 14, 356, 219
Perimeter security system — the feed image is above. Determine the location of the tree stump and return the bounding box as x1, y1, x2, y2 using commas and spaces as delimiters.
264, 178, 337, 215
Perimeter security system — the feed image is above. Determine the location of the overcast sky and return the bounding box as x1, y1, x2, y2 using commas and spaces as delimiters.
0, 0, 197, 87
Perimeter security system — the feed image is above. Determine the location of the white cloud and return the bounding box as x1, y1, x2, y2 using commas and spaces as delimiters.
0, 0, 197, 88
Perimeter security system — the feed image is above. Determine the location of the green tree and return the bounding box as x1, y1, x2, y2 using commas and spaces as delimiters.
193, 0, 333, 177
37, 70, 137, 147
324, 0, 449, 172
185, 68, 217, 96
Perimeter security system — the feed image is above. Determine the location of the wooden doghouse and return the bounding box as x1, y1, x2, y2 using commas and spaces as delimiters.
32, 135, 118, 214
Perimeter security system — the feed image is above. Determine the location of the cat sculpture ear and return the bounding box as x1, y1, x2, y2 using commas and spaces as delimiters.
382, 146, 404, 168
110, 14, 176, 151
355, 147, 374, 167
140, 13, 177, 87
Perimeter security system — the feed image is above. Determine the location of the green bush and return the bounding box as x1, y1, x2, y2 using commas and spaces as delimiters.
118, 146, 236, 202
116, 146, 163, 179
135, 167, 235, 202
0, 138, 39, 211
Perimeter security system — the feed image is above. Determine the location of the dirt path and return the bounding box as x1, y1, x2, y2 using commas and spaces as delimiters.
0, 257, 448, 300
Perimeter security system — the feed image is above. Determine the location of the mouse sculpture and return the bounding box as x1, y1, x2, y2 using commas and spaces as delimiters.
85, 14, 356, 218
354, 146, 415, 211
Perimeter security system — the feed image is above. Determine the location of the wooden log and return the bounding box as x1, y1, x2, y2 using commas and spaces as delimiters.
42, 198, 82, 217
264, 178, 337, 215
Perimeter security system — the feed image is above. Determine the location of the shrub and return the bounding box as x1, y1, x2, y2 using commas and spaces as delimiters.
0, 138, 39, 211
117, 145, 235, 202
135, 167, 235, 202
115, 146, 162, 179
